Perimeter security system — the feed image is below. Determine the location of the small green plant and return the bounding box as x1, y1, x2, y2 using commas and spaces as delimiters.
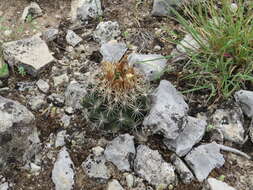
170, 0, 253, 100
82, 56, 151, 131
18, 66, 26, 77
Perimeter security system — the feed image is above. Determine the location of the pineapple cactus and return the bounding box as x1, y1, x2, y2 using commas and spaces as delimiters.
82, 56, 151, 131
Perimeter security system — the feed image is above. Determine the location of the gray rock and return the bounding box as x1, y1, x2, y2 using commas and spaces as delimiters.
2, 35, 54, 76
210, 108, 245, 144
17, 81, 36, 92
52, 147, 75, 190
170, 154, 194, 184
176, 34, 200, 53
55, 130, 67, 147
143, 80, 189, 140
21, 2, 43, 23
128, 53, 167, 81
65, 81, 87, 111
107, 179, 124, 190
184, 142, 225, 182
0, 182, 9, 190
66, 30, 82, 47
93, 21, 121, 44
100, 40, 127, 63
234, 90, 253, 118
125, 173, 135, 188
104, 134, 135, 172
0, 96, 40, 170
152, 0, 182, 16
47, 93, 65, 107
36, 79, 50, 93
71, 0, 102, 22
82, 154, 111, 182
53, 73, 69, 87
28, 94, 46, 111
134, 145, 176, 188
163, 116, 206, 157
92, 146, 104, 156
42, 28, 59, 42
60, 114, 71, 128
203, 177, 236, 190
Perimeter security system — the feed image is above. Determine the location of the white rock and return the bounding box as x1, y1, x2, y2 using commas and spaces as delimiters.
28, 94, 46, 111
66, 30, 82, 47
0, 182, 9, 190
53, 73, 69, 87
30, 163, 41, 174
55, 130, 67, 147
42, 28, 59, 42
21, 2, 43, 23
234, 90, 253, 118
125, 173, 135, 188
176, 34, 200, 53
107, 179, 124, 190
36, 79, 50, 93
92, 146, 104, 156
204, 177, 236, 190
52, 147, 75, 190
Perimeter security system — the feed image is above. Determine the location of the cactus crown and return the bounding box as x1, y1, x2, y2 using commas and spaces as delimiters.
83, 56, 151, 131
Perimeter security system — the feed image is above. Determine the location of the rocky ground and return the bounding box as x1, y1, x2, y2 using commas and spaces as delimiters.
0, 0, 253, 190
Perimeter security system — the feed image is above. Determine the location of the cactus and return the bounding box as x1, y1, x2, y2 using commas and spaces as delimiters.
82, 56, 151, 131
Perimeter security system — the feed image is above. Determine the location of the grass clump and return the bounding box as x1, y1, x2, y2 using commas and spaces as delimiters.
82, 56, 151, 131
171, 0, 253, 100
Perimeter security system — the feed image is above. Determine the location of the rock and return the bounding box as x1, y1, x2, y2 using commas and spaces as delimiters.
28, 94, 46, 111
47, 93, 65, 107
2, 35, 54, 76
93, 21, 121, 44
152, 0, 182, 16
71, 0, 102, 22
21, 2, 43, 23
42, 28, 59, 42
36, 79, 50, 93
176, 34, 200, 53
203, 177, 236, 190
17, 81, 36, 92
107, 179, 124, 190
82, 154, 111, 182
65, 107, 74, 115
210, 108, 245, 144
134, 145, 176, 188
52, 147, 75, 190
104, 134, 135, 172
66, 30, 82, 47
143, 80, 189, 140
92, 146, 104, 156
163, 116, 206, 157
0, 182, 9, 190
3, 30, 12, 37
125, 173, 135, 188
65, 81, 87, 111
30, 162, 41, 174
184, 142, 225, 182
128, 53, 167, 81
250, 120, 253, 143
53, 73, 69, 87
100, 40, 127, 63
170, 154, 194, 184
55, 130, 67, 147
0, 96, 40, 170
234, 90, 253, 118
60, 114, 71, 128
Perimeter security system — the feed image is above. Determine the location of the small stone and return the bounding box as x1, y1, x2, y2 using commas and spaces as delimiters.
21, 2, 43, 23
234, 90, 253, 118
30, 163, 41, 174
65, 106, 74, 115
53, 73, 69, 87
52, 147, 75, 190
249, 120, 253, 144
55, 130, 67, 147
154, 45, 161, 51
66, 30, 82, 47
42, 28, 59, 42
92, 146, 104, 156
36, 79, 50, 93
0, 182, 9, 190
47, 93, 65, 107
230, 3, 238, 13
176, 34, 200, 53
203, 177, 236, 190
152, 0, 182, 16
60, 114, 71, 128
125, 173, 135, 188
3, 30, 12, 37
107, 179, 124, 190
28, 94, 46, 111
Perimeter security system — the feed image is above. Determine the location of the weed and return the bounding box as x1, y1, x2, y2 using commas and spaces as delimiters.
18, 66, 26, 77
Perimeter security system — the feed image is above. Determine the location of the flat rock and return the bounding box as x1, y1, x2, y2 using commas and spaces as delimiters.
170, 154, 194, 184
203, 177, 236, 190
71, 0, 102, 22
104, 134, 135, 171
66, 30, 82, 47
93, 21, 121, 44
184, 142, 225, 182
143, 80, 189, 140
176, 34, 200, 53
55, 130, 67, 147
134, 145, 176, 188
210, 107, 245, 144
0, 96, 39, 170
2, 35, 54, 76
52, 147, 75, 190
42, 28, 59, 42
0, 182, 9, 190
128, 53, 167, 81
100, 40, 127, 63
163, 116, 206, 156
36, 79, 50, 93
152, 0, 182, 16
21, 2, 43, 23
234, 90, 253, 118
53, 73, 69, 87
107, 179, 124, 190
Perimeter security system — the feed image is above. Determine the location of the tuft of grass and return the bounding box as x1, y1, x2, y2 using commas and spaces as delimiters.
170, 0, 253, 101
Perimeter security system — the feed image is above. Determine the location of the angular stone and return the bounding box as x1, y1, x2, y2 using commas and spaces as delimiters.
2, 35, 54, 76
52, 147, 75, 190
234, 90, 253, 118
134, 145, 176, 187
53, 73, 69, 87
66, 30, 82, 47
107, 179, 124, 190
104, 134, 135, 171
211, 108, 245, 144
176, 34, 200, 53
152, 0, 182, 16
170, 154, 194, 184
21, 2, 43, 23
36, 79, 50, 93
55, 130, 67, 148
184, 143, 225, 182
163, 116, 206, 157
28, 94, 46, 111
0, 182, 9, 190
42, 28, 59, 42
203, 177, 236, 190
47, 93, 65, 107
100, 40, 127, 63
143, 80, 189, 140
128, 53, 167, 81
93, 21, 121, 44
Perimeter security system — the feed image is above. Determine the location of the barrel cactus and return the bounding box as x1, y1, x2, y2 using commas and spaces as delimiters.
82, 56, 151, 131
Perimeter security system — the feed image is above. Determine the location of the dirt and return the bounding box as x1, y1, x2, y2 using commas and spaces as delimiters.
0, 0, 253, 190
